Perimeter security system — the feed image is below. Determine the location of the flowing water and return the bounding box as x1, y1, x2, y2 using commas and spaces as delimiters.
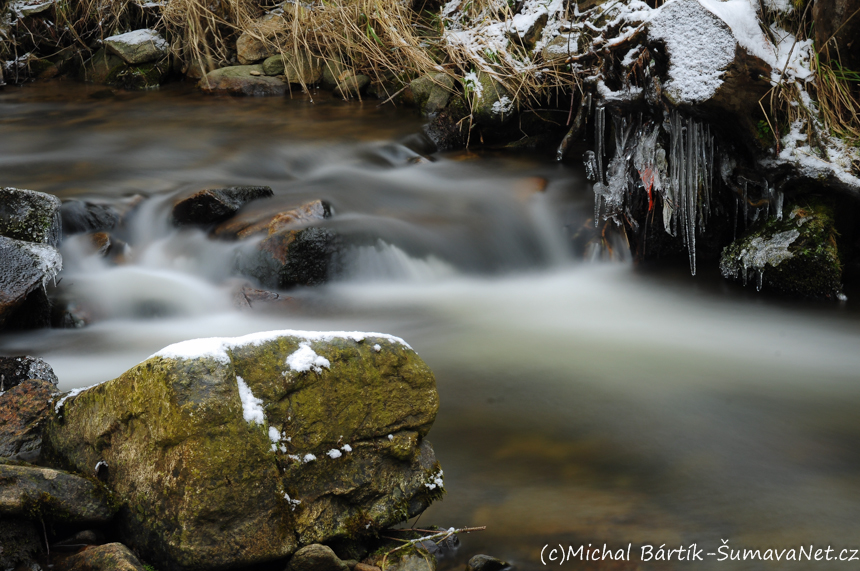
4, 81, 860, 570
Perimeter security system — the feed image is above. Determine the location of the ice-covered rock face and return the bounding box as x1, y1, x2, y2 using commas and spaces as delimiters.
44, 331, 442, 571
0, 236, 62, 327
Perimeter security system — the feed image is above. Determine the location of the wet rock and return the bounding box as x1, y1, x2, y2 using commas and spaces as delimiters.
288, 544, 350, 571
54, 529, 105, 549
405, 74, 454, 116
199, 65, 288, 96
813, 0, 860, 70
106, 61, 169, 90
720, 199, 843, 298
215, 199, 337, 288
466, 555, 510, 571
60, 200, 120, 235
172, 186, 274, 226
236, 31, 273, 65
0, 236, 62, 329
0, 518, 41, 569
321, 60, 349, 89
105, 29, 169, 65
0, 462, 116, 524
0, 379, 58, 460
56, 543, 146, 571
79, 49, 128, 84
0, 355, 58, 391
233, 284, 294, 309
334, 74, 371, 98
44, 331, 441, 571
424, 98, 469, 151
262, 52, 323, 84
0, 187, 62, 246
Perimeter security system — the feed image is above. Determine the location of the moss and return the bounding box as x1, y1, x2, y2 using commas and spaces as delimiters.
106, 61, 167, 90
720, 197, 843, 298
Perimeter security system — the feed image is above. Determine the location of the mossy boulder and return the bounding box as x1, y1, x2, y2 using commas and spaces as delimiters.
468, 72, 515, 127
334, 74, 371, 99
43, 331, 442, 571
79, 49, 126, 84
404, 74, 454, 116
262, 52, 323, 84
0, 187, 61, 246
719, 199, 843, 298
56, 542, 147, 571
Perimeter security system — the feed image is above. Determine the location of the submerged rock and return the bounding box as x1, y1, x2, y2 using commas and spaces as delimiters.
0, 462, 116, 524
56, 543, 147, 571
60, 200, 121, 235
466, 555, 510, 571
0, 236, 62, 329
43, 331, 442, 571
199, 65, 288, 96
0, 379, 58, 460
105, 29, 169, 65
720, 199, 843, 298
172, 186, 274, 226
0, 187, 62, 246
0, 355, 58, 391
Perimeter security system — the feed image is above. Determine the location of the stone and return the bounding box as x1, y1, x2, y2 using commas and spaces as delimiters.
424, 98, 469, 151
0, 236, 62, 329
0, 379, 58, 460
79, 49, 126, 84
646, 0, 772, 132
321, 60, 349, 89
56, 543, 146, 571
262, 52, 323, 84
720, 199, 843, 298
334, 74, 370, 98
0, 187, 62, 246
233, 285, 294, 309
0, 518, 41, 569
288, 544, 350, 571
381, 551, 435, 571
509, 11, 548, 50
405, 74, 454, 116
813, 0, 860, 70
171, 186, 274, 226
106, 61, 168, 90
60, 200, 121, 235
470, 72, 515, 127
199, 65, 289, 96
54, 529, 105, 548
541, 34, 576, 65
466, 555, 510, 571
43, 331, 442, 571
0, 462, 116, 524
213, 199, 336, 288
105, 29, 169, 65
236, 31, 273, 64
0, 355, 58, 391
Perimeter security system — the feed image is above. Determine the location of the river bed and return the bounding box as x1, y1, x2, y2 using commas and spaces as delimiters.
3, 81, 860, 570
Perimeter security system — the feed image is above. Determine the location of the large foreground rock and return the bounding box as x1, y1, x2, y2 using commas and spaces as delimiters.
0, 187, 62, 246
44, 331, 442, 571
0, 379, 59, 460
0, 236, 63, 328
0, 462, 116, 524
105, 29, 169, 65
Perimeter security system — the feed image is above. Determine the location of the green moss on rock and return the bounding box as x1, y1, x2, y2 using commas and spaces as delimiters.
719, 198, 843, 298
106, 62, 167, 90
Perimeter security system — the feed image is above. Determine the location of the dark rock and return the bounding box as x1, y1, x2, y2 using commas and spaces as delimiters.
54, 529, 106, 548
383, 551, 436, 571
199, 65, 289, 96
288, 544, 350, 571
79, 49, 126, 84
466, 555, 510, 571
720, 198, 843, 298
405, 74, 454, 116
60, 200, 121, 235
321, 61, 349, 89
334, 75, 371, 98
44, 332, 441, 571
0, 518, 41, 569
0, 379, 58, 460
0, 236, 62, 329
813, 0, 860, 70
0, 187, 62, 246
354, 564, 382, 571
172, 186, 274, 226
0, 356, 58, 392
105, 29, 169, 65
328, 539, 368, 563
213, 199, 331, 240
425, 101, 469, 151
106, 61, 169, 90
0, 463, 116, 524
55, 543, 147, 571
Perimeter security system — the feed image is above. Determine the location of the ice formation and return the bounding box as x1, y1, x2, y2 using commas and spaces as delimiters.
720, 229, 799, 290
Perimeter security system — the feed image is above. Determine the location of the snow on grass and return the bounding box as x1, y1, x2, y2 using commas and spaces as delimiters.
150, 330, 412, 364
236, 376, 265, 425
286, 342, 330, 374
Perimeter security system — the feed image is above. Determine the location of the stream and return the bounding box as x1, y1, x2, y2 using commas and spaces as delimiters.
3, 81, 860, 570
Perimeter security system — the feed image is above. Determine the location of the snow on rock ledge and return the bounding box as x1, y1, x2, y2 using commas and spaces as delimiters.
44, 331, 440, 571
105, 29, 169, 65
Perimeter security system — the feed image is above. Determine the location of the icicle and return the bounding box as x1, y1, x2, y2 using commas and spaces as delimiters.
775, 191, 784, 220
593, 106, 606, 227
